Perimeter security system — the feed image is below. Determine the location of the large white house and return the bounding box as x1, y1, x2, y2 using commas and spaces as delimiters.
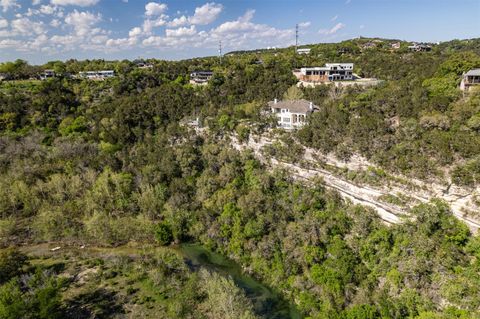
78, 70, 115, 80
299, 63, 354, 83
268, 99, 318, 129
189, 71, 213, 85
297, 48, 311, 55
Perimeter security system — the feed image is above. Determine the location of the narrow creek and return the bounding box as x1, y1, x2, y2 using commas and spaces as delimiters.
176, 243, 303, 319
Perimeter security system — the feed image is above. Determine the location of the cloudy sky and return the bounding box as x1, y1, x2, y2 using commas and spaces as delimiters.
0, 0, 479, 64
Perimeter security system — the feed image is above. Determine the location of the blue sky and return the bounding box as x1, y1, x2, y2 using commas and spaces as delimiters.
0, 0, 479, 64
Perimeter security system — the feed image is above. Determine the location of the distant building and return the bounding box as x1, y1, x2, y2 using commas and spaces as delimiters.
408, 43, 432, 52
361, 42, 377, 50
391, 42, 401, 49
460, 69, 480, 92
268, 99, 318, 129
0, 73, 10, 81
189, 71, 213, 85
298, 63, 354, 83
296, 48, 311, 55
134, 59, 154, 69
40, 69, 55, 80
78, 70, 115, 80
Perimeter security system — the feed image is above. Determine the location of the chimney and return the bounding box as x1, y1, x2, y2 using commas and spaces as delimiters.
309, 102, 313, 110
274, 98, 278, 104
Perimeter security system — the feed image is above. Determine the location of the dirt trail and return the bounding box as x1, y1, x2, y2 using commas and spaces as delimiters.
232, 134, 480, 232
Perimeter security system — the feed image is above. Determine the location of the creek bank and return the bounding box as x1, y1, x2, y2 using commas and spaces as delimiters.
176, 243, 303, 319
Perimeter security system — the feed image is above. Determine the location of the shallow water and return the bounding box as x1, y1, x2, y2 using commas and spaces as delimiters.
176, 243, 303, 319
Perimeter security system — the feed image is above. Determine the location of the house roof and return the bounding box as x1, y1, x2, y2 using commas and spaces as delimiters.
466, 69, 480, 76
268, 99, 318, 114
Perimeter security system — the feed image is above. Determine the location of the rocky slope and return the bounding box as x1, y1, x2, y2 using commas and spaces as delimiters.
231, 133, 480, 232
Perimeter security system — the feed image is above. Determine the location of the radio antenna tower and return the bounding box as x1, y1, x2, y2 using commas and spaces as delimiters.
295, 23, 299, 54
218, 40, 223, 64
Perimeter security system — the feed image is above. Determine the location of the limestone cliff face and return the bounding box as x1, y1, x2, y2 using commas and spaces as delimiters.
231, 133, 480, 232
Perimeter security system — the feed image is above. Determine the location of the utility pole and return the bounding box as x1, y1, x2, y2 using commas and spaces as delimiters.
218, 40, 223, 65
295, 23, 299, 54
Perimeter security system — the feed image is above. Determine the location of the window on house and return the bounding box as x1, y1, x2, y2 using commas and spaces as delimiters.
292, 114, 298, 123
283, 117, 290, 122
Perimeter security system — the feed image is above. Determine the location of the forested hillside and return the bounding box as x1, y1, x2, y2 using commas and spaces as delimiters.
1, 38, 480, 318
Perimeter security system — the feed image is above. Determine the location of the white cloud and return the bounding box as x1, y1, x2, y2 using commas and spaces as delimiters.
359, 24, 365, 29
1, 0, 20, 12
167, 15, 188, 27
165, 25, 196, 37
0, 38, 22, 48
29, 33, 48, 49
0, 17, 7, 28
142, 14, 167, 33
51, 0, 99, 6
331, 15, 338, 22
298, 21, 310, 28
189, 2, 222, 25
145, 2, 167, 16
11, 17, 45, 35
165, 2, 222, 28
319, 22, 345, 35
106, 36, 136, 47
128, 26, 141, 37
40, 4, 55, 14
64, 9, 101, 36
50, 34, 76, 45
201, 9, 293, 50
32, 0, 42, 5
50, 18, 60, 27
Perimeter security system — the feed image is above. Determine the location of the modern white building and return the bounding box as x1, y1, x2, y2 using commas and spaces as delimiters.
268, 99, 318, 129
408, 43, 432, 52
40, 69, 55, 80
189, 71, 213, 85
297, 48, 311, 55
299, 63, 354, 82
78, 70, 115, 80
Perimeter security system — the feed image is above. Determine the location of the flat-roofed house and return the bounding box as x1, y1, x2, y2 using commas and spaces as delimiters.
408, 43, 432, 52
78, 70, 115, 80
190, 71, 213, 85
134, 59, 154, 69
297, 48, 311, 55
299, 63, 354, 83
268, 99, 318, 129
460, 69, 480, 92
40, 69, 55, 80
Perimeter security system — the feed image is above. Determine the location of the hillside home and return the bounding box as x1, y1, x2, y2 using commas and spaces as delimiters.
299, 63, 354, 83
460, 69, 480, 92
40, 69, 55, 80
408, 43, 432, 52
297, 48, 311, 55
134, 59, 154, 69
79, 70, 115, 80
361, 42, 377, 50
0, 73, 10, 81
268, 99, 318, 129
391, 42, 401, 49
190, 71, 213, 85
